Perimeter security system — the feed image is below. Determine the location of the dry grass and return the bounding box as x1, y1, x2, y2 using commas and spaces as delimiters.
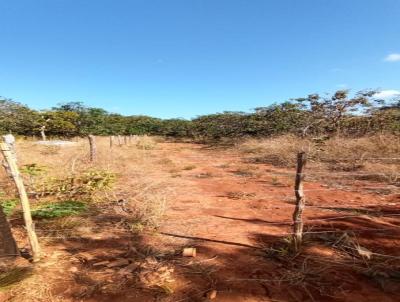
237, 135, 314, 167
226, 191, 256, 200
2, 135, 399, 301
0, 136, 174, 300
135, 135, 157, 150
236, 134, 400, 185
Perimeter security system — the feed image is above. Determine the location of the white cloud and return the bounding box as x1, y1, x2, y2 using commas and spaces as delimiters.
374, 90, 400, 99
384, 53, 400, 62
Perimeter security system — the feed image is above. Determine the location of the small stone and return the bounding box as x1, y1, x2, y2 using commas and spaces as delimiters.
69, 266, 78, 273
206, 290, 217, 300
182, 247, 196, 257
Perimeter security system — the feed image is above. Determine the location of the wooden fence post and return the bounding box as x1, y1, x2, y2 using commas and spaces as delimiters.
2, 134, 17, 162
0, 142, 41, 261
292, 152, 307, 252
117, 135, 122, 146
40, 126, 46, 141
2, 135, 17, 177
110, 136, 114, 148
88, 135, 97, 162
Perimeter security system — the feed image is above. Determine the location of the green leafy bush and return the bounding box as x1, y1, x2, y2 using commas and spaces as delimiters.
32, 200, 87, 219
0, 199, 18, 216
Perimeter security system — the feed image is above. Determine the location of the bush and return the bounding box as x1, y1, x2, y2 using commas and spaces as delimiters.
33, 169, 116, 200
31, 200, 87, 219
0, 199, 18, 216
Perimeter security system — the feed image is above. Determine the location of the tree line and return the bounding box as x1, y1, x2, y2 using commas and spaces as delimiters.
1, 89, 399, 141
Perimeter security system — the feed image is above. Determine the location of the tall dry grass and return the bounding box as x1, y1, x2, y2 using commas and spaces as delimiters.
236, 134, 400, 184
237, 135, 314, 167
0, 135, 174, 300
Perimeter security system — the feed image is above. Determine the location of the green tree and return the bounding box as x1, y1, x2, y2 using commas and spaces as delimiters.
39, 111, 80, 137
0, 97, 40, 135
294, 90, 376, 135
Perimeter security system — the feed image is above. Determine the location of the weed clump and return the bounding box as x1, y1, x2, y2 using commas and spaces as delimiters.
32, 200, 87, 219
136, 135, 157, 150
0, 199, 18, 216
226, 191, 256, 200
31, 169, 115, 200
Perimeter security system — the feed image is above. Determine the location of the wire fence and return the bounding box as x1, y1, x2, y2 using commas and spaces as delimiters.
274, 153, 400, 259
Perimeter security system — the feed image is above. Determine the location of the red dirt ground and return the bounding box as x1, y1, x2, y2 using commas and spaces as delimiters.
4, 142, 400, 302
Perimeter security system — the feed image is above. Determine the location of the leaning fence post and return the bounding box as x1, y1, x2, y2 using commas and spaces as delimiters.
2, 134, 17, 177
292, 152, 307, 252
2, 134, 17, 162
110, 136, 114, 148
0, 142, 41, 262
88, 135, 97, 162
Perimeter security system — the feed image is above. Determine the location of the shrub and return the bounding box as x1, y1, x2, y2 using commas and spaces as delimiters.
31, 200, 87, 219
0, 199, 18, 216
33, 169, 116, 200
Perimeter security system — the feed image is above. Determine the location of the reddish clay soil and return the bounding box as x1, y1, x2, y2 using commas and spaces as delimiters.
5, 142, 400, 302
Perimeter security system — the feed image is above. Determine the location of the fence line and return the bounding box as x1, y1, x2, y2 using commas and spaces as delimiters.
36, 227, 399, 239
311, 157, 400, 161
32, 213, 400, 232
251, 171, 400, 178
289, 151, 400, 251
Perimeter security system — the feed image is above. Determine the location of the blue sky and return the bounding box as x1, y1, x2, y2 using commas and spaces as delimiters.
1, 0, 399, 119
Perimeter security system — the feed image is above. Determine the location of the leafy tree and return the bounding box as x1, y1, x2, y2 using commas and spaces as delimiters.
161, 119, 192, 137
253, 102, 305, 136
39, 110, 80, 137
294, 90, 376, 135
191, 112, 250, 141
125, 116, 163, 135
0, 97, 40, 135
1, 89, 398, 140
53, 102, 109, 135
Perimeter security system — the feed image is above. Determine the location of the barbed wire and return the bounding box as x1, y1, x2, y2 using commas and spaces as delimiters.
311, 157, 400, 161
248, 171, 400, 179
266, 203, 399, 209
